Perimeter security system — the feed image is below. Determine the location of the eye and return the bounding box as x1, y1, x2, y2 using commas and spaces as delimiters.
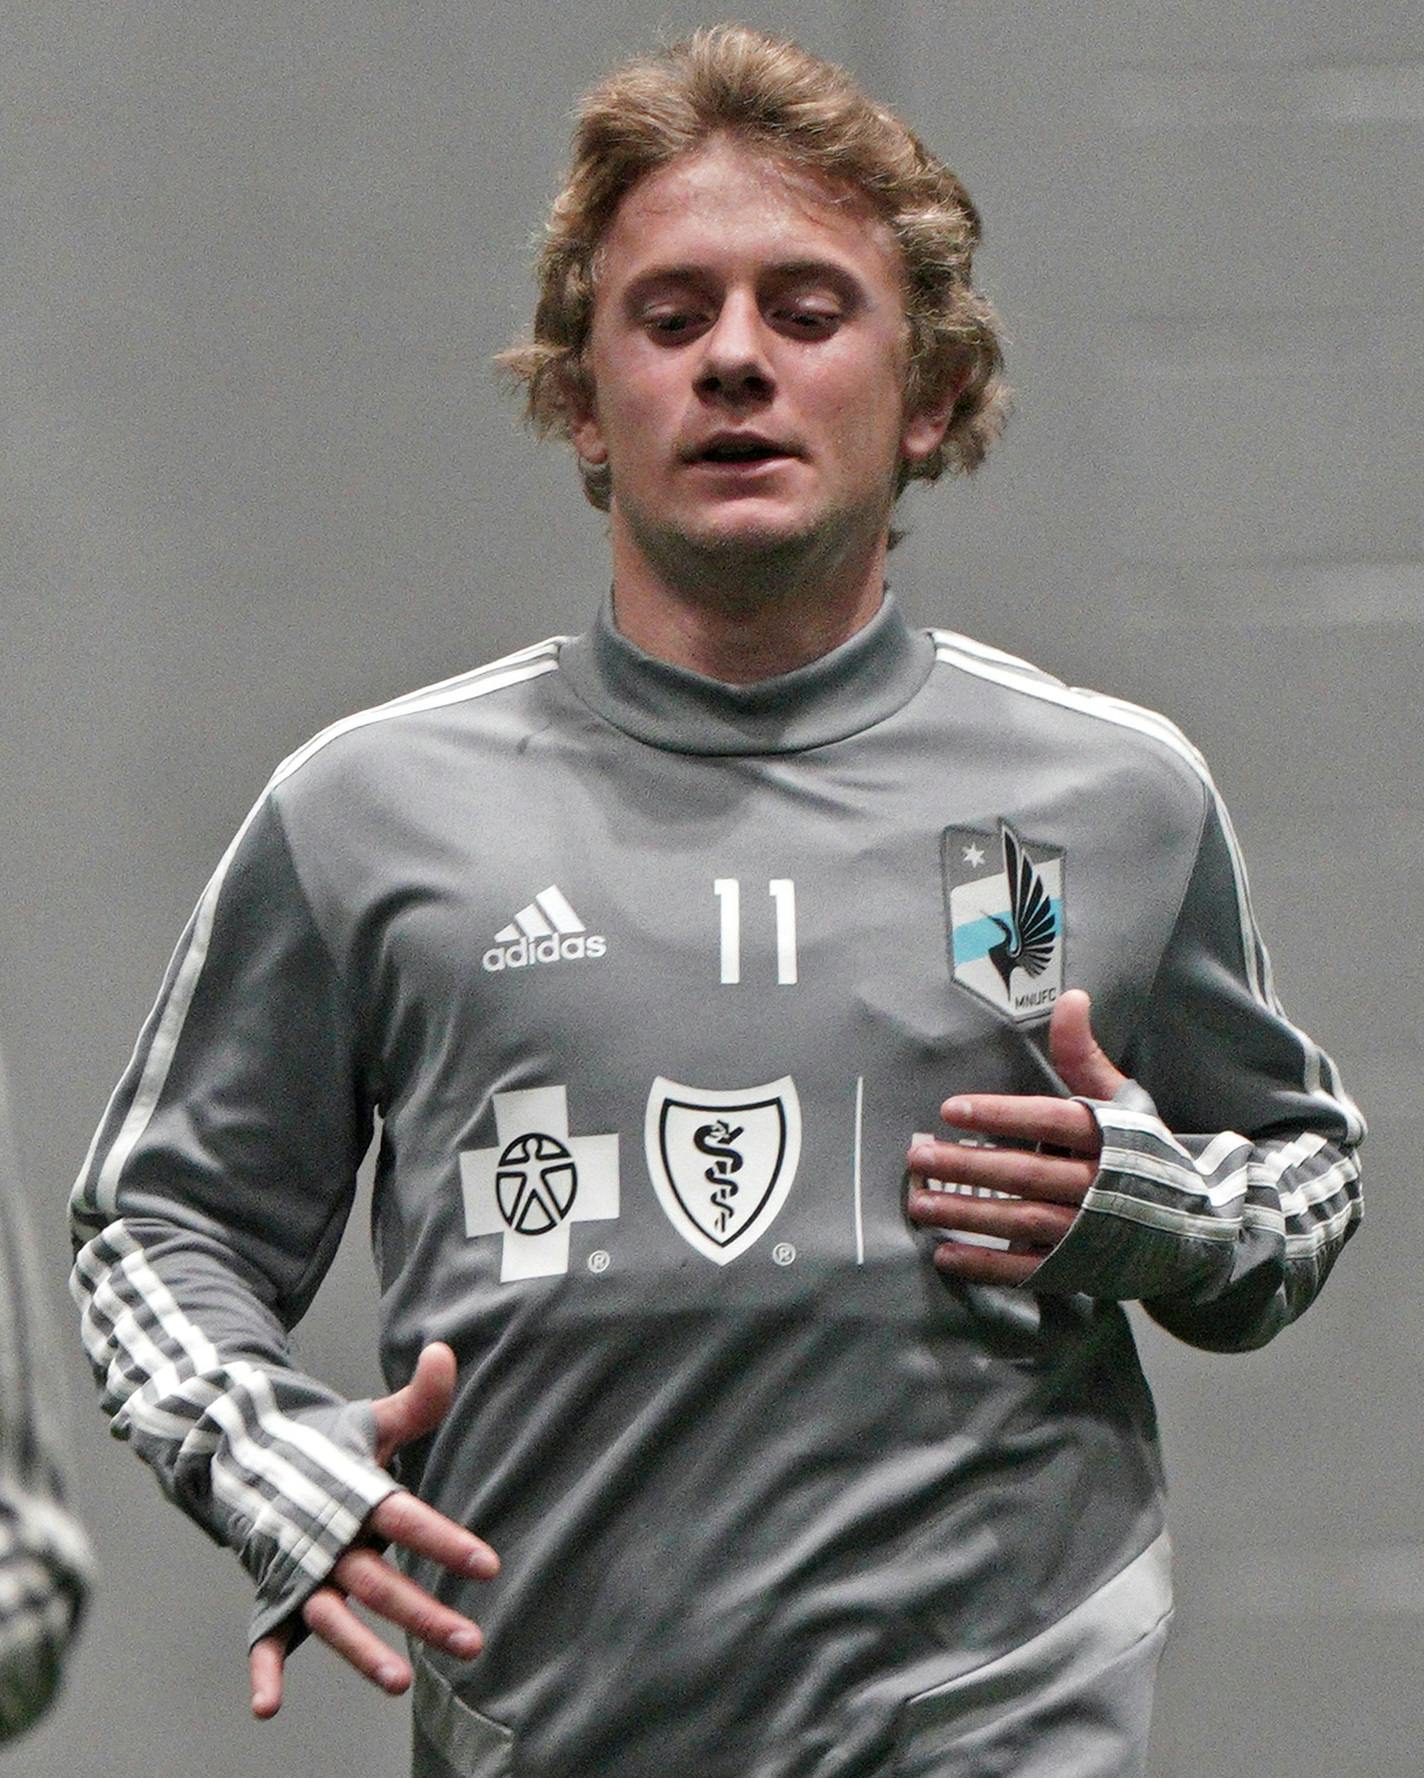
643, 309, 706, 341
774, 304, 841, 338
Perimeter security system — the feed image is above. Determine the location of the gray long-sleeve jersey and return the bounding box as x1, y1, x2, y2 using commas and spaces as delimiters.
70, 596, 1362, 1777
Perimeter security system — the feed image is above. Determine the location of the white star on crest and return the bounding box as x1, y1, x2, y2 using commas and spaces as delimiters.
962, 843, 986, 868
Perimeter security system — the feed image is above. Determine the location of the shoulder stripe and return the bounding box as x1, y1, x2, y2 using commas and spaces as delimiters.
930, 631, 1363, 1144
929, 626, 1064, 685
270, 637, 565, 785
74, 640, 564, 1221
330, 635, 564, 721
932, 631, 1212, 776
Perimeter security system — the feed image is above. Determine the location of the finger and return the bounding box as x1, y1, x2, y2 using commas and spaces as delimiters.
933, 1241, 1048, 1287
1048, 990, 1128, 1101
302, 1585, 414, 1696
908, 1138, 1095, 1205
368, 1490, 500, 1580
907, 1187, 1077, 1248
249, 1633, 286, 1719
333, 1546, 486, 1659
938, 1094, 1102, 1154
371, 1342, 458, 1466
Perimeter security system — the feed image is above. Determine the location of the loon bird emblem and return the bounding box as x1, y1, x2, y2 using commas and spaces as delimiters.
941, 818, 1065, 1022
987, 823, 1058, 990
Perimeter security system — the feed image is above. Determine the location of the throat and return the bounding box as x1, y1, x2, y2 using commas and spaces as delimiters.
610, 560, 889, 685
605, 487, 893, 682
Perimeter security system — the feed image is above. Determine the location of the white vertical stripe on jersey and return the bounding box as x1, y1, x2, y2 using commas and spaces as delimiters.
853, 1076, 865, 1265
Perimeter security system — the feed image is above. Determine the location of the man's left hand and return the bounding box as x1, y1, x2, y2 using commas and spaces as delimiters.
906, 990, 1126, 1287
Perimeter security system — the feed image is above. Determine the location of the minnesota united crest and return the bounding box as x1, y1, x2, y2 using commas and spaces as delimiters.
941, 820, 1065, 1022
644, 1077, 802, 1265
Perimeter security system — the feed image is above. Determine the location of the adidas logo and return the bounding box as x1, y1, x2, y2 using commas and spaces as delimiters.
482, 885, 607, 973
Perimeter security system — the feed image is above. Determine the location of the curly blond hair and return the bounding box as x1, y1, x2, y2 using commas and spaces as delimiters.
496, 24, 1010, 517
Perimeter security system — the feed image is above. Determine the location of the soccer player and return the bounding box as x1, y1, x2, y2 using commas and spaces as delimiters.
70, 25, 1362, 1778
2, 1043, 91, 1742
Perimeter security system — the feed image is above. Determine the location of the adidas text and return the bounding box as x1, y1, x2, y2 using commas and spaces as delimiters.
483, 933, 607, 972
484, 885, 604, 973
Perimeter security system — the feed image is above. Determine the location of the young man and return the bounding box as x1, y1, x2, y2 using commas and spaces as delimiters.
70, 26, 1362, 1778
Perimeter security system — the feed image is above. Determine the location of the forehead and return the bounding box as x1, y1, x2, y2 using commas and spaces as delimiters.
595, 140, 903, 292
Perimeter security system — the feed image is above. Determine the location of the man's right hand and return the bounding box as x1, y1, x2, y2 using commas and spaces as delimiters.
248, 1342, 499, 1718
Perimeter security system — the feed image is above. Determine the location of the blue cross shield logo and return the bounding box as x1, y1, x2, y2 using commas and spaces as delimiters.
644, 1077, 801, 1265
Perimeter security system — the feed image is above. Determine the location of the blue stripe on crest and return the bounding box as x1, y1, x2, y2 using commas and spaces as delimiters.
952, 902, 1062, 965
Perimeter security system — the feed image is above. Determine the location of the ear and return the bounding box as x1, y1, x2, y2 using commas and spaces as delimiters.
899, 362, 969, 466
560, 366, 608, 465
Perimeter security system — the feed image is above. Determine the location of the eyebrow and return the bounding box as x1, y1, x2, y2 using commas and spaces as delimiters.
619, 258, 866, 304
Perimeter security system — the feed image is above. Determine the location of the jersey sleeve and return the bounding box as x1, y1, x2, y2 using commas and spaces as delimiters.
68, 792, 399, 1645
2, 1054, 92, 1741
1027, 782, 1364, 1351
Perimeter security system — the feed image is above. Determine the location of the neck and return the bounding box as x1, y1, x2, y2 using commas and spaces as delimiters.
606, 512, 890, 684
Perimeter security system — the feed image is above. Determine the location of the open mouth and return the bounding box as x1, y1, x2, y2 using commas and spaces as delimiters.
692, 435, 797, 467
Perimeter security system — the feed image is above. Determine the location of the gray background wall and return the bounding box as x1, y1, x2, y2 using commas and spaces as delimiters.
3, 2, 1419, 1772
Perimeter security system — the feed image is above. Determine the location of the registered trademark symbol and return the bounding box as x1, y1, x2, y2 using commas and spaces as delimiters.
772, 1243, 796, 1266
588, 1250, 611, 1274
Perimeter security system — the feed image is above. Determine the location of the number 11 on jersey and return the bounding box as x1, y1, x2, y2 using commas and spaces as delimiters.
714, 878, 798, 985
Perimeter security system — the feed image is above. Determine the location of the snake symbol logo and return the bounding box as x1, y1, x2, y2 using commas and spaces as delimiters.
694, 1118, 745, 1231
644, 1077, 802, 1265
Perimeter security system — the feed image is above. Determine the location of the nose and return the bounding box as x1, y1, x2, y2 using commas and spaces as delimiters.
694, 291, 774, 404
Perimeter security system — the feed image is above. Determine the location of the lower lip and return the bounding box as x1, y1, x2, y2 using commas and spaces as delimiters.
693, 455, 797, 475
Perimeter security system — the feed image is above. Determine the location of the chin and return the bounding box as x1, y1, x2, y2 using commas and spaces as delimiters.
676, 500, 825, 558
618, 488, 858, 583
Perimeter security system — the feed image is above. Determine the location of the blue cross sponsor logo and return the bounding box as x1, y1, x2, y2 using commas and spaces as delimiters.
644, 1076, 802, 1265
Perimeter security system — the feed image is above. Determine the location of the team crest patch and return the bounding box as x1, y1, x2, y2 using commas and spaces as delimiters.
644, 1077, 801, 1265
941, 820, 1064, 1023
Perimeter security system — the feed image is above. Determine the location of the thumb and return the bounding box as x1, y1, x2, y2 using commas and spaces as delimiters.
371, 1341, 457, 1468
1049, 989, 1128, 1101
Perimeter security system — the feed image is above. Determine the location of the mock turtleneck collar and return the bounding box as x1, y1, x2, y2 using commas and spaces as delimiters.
558, 591, 934, 756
